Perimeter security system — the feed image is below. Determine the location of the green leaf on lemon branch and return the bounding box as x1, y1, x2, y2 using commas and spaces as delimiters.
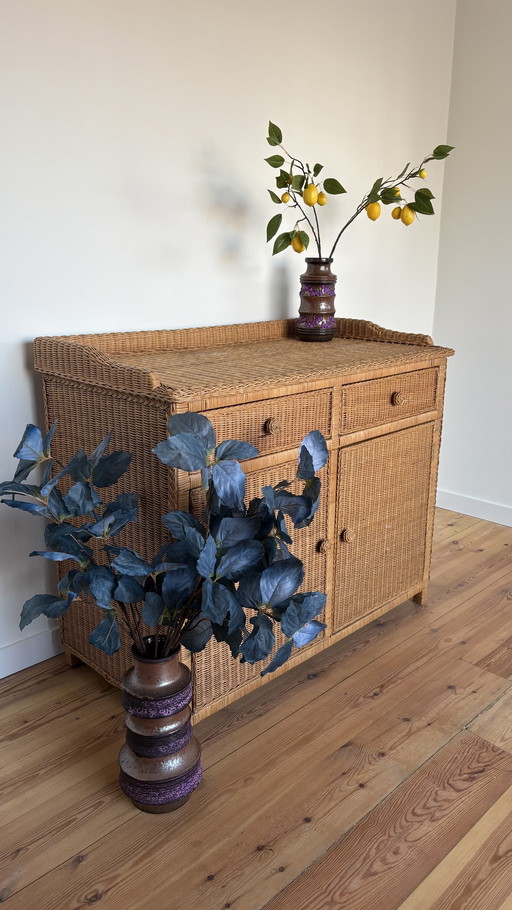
431, 145, 454, 159
323, 178, 346, 195
291, 174, 305, 192
298, 231, 309, 250
413, 190, 434, 215
313, 163, 323, 177
272, 232, 292, 255
265, 155, 285, 168
267, 121, 283, 146
396, 162, 410, 180
268, 190, 282, 204
266, 213, 282, 242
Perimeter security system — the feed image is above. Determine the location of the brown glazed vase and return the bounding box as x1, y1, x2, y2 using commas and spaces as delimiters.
296, 257, 337, 342
118, 641, 202, 813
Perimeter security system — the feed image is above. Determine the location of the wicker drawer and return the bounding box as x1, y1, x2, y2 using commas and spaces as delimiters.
340, 368, 439, 434
205, 389, 332, 456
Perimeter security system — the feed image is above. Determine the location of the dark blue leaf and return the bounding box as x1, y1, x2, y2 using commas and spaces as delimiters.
88, 612, 121, 655
89, 432, 112, 468
39, 467, 69, 499
167, 412, 216, 449
297, 446, 315, 481
216, 540, 264, 582
1, 499, 50, 517
201, 467, 212, 490
261, 640, 294, 676
294, 477, 322, 528
293, 619, 326, 648
274, 490, 311, 526
85, 566, 116, 609
104, 507, 138, 538
66, 450, 91, 482
19, 593, 70, 629
196, 535, 217, 579
86, 514, 116, 538
103, 492, 139, 516
142, 592, 164, 625
58, 570, 86, 598
281, 591, 326, 637
40, 459, 55, 488
0, 481, 40, 497
160, 539, 197, 566
182, 525, 206, 559
215, 440, 259, 462
211, 620, 244, 658
262, 485, 276, 512
212, 460, 246, 511
162, 564, 198, 610
63, 482, 102, 517
44, 521, 90, 546
110, 548, 152, 577
260, 558, 304, 607
215, 516, 261, 549
180, 614, 213, 652
300, 430, 328, 471
236, 571, 263, 609
113, 575, 145, 604
152, 435, 207, 471
162, 510, 204, 539
13, 459, 39, 482
29, 550, 80, 563
227, 599, 246, 635
201, 581, 240, 625
92, 451, 132, 488
43, 422, 58, 455
13, 425, 44, 461
47, 488, 71, 522
240, 613, 275, 664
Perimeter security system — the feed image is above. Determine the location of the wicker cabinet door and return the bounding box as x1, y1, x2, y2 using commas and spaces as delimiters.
190, 460, 330, 713
333, 422, 435, 632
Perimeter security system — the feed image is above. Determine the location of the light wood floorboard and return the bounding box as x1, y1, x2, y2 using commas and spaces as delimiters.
0, 509, 511, 909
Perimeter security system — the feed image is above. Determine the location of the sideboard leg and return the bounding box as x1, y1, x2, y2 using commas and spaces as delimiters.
64, 649, 83, 668
413, 588, 428, 605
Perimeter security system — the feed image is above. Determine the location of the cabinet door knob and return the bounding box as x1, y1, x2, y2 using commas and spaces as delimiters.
340, 528, 356, 543
391, 391, 406, 406
264, 417, 281, 435
318, 538, 331, 555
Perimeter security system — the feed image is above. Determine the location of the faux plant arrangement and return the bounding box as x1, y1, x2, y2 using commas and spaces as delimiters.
0, 413, 328, 811
264, 120, 454, 341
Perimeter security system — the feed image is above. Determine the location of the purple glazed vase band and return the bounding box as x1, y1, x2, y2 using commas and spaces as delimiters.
122, 681, 193, 718
300, 284, 336, 297
119, 760, 203, 806
297, 315, 336, 329
125, 721, 193, 758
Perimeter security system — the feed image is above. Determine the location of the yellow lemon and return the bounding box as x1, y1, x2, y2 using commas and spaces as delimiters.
366, 202, 381, 221
317, 191, 327, 206
291, 235, 305, 253
303, 184, 319, 206
401, 205, 415, 226
391, 206, 402, 220
393, 187, 401, 196
419, 168, 427, 179
281, 192, 291, 203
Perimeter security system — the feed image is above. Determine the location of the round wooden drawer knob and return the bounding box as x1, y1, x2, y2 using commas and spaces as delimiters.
340, 528, 355, 543
318, 539, 331, 555
391, 391, 406, 406
264, 417, 281, 436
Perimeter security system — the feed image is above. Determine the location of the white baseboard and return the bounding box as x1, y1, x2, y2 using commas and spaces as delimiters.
436, 489, 512, 528
0, 628, 63, 680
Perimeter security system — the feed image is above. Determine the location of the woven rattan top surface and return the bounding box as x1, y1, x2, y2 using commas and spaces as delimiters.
108, 338, 449, 400
34, 320, 453, 404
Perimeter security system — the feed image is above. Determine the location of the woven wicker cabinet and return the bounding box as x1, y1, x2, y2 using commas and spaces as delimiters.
34, 319, 453, 721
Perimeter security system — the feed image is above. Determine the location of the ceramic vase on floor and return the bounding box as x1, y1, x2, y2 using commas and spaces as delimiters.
296, 257, 337, 342
119, 641, 202, 813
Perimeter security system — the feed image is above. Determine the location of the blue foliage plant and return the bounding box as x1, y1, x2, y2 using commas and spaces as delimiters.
0, 414, 328, 675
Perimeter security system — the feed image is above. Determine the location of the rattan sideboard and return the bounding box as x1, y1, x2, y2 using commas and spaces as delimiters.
34, 318, 453, 722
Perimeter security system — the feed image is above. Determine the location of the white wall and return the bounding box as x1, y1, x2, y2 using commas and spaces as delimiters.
434, 0, 512, 527
0, 0, 456, 676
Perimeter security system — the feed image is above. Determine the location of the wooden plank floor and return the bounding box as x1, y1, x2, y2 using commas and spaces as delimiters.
1, 508, 512, 910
